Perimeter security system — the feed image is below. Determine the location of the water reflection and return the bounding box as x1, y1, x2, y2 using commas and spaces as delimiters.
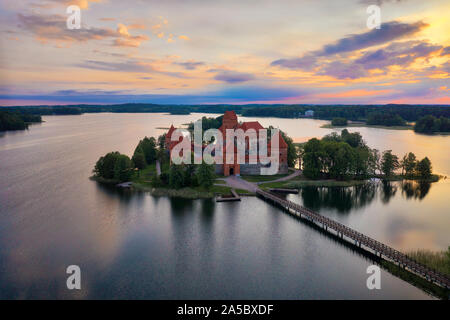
401, 180, 431, 200
380, 181, 398, 204
299, 180, 432, 213
301, 182, 377, 213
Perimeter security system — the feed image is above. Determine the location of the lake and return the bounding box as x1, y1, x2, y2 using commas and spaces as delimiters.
0, 113, 449, 299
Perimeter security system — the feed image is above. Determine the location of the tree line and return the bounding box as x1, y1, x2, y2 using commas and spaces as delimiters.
414, 115, 450, 133
0, 110, 41, 131
301, 129, 433, 180
5, 104, 450, 122
93, 132, 215, 188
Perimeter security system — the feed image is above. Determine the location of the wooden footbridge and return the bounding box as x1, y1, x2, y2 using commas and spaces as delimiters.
256, 189, 450, 290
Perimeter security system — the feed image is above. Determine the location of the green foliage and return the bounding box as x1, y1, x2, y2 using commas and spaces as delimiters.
400, 152, 417, 176
0, 111, 41, 131
197, 162, 215, 188
302, 138, 324, 179
302, 130, 381, 180
113, 154, 133, 182
331, 117, 347, 126
133, 137, 157, 165
416, 157, 432, 178
367, 112, 406, 126
280, 131, 298, 167
131, 146, 147, 169
157, 133, 166, 150
93, 151, 133, 182
381, 150, 400, 177
187, 115, 223, 131
169, 164, 185, 189
414, 115, 450, 133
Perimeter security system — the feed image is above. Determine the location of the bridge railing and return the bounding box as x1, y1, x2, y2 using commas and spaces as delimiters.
256, 189, 450, 288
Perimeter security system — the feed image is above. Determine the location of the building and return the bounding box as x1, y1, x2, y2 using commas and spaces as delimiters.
305, 110, 314, 117
167, 111, 288, 176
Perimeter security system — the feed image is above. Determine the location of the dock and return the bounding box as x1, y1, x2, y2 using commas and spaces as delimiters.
216, 189, 241, 202
269, 188, 299, 194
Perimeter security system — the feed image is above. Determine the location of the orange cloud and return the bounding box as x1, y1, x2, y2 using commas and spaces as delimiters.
114, 23, 149, 47
316, 89, 395, 99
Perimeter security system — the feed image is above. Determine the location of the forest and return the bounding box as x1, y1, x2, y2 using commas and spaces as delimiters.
301, 129, 434, 181
0, 110, 41, 131
3, 104, 449, 122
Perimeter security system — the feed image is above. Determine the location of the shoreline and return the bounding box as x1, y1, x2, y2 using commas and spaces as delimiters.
91, 173, 443, 199
321, 123, 413, 130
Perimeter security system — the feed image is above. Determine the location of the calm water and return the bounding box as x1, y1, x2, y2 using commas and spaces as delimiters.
0, 113, 449, 299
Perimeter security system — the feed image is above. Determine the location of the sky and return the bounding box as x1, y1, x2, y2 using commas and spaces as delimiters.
0, 0, 449, 105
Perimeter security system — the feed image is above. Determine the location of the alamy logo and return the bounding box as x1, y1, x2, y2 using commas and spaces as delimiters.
366, 5, 381, 30
66, 5, 81, 30
366, 265, 381, 290
169, 119, 281, 175
66, 265, 81, 290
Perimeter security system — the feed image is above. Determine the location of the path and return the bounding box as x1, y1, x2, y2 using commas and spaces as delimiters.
215, 169, 302, 192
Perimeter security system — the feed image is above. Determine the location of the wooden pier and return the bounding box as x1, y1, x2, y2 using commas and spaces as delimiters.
269, 188, 299, 194
256, 189, 450, 289
216, 189, 241, 202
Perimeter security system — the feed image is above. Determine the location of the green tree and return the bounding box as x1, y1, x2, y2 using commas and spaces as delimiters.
400, 152, 417, 176
157, 133, 166, 150
280, 131, 298, 168
139, 137, 157, 164
331, 117, 347, 126
113, 154, 133, 182
93, 151, 121, 179
341, 129, 365, 148
131, 146, 147, 169
169, 164, 185, 189
197, 162, 215, 188
416, 157, 432, 178
302, 138, 324, 179
381, 150, 399, 177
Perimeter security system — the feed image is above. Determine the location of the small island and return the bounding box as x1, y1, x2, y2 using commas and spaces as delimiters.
91, 112, 441, 199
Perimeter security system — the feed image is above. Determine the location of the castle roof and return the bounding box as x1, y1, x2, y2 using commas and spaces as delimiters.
223, 110, 237, 121
166, 124, 176, 138
239, 121, 264, 132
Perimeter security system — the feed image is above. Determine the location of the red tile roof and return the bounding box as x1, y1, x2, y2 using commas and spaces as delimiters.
166, 124, 176, 138
239, 121, 264, 131
223, 110, 237, 120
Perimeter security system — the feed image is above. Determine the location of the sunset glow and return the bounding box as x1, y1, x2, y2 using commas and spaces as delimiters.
0, 0, 449, 105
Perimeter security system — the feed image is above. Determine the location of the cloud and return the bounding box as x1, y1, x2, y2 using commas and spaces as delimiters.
318, 61, 368, 79
359, 0, 406, 5
18, 13, 149, 47
317, 40, 443, 79
178, 35, 190, 41
320, 21, 427, 55
113, 23, 149, 47
18, 13, 116, 43
213, 70, 255, 83
0, 85, 303, 104
441, 46, 450, 56
174, 61, 205, 70
75, 59, 188, 78
271, 20, 428, 70
355, 41, 442, 69
271, 54, 317, 71
36, 0, 103, 10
